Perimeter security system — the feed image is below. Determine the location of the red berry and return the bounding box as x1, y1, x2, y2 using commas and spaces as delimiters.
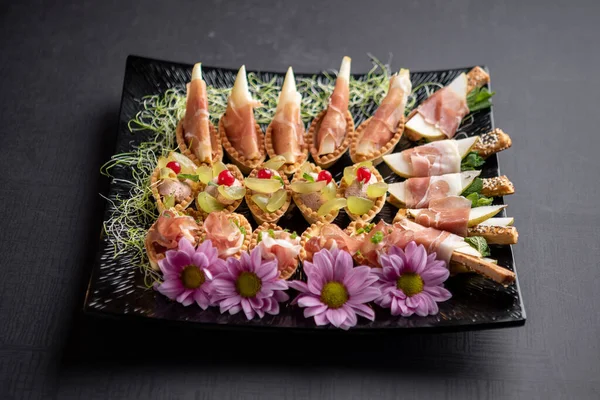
317, 170, 333, 184
166, 161, 181, 174
356, 166, 372, 183
217, 170, 235, 186
257, 168, 273, 179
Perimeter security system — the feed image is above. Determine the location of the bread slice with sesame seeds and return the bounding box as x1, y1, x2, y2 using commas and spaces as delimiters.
472, 128, 512, 158
480, 175, 515, 197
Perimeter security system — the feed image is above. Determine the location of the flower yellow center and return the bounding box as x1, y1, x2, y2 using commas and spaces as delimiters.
396, 273, 424, 297
181, 265, 205, 289
320, 282, 348, 309
236, 272, 262, 298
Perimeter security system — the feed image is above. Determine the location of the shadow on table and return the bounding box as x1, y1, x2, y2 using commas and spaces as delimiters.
59, 313, 496, 380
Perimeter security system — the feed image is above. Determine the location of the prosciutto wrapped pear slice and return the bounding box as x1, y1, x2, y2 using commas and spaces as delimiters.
271, 67, 305, 164
183, 63, 213, 164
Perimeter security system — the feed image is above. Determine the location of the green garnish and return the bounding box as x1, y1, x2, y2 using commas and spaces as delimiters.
462, 177, 483, 196
355, 228, 364, 235
273, 176, 285, 186
290, 232, 298, 240
207, 181, 218, 187
355, 250, 362, 256
370, 231, 384, 244
461, 152, 486, 171
303, 173, 315, 182
467, 87, 495, 113
233, 220, 246, 236
268, 229, 275, 238
365, 223, 375, 233
177, 173, 199, 182
465, 236, 491, 257
466, 192, 493, 208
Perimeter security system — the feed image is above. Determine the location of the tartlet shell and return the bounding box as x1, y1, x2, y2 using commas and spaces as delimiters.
150, 167, 199, 213
244, 168, 292, 225
298, 221, 325, 264
176, 120, 223, 165
218, 116, 266, 174
337, 165, 387, 223
307, 109, 354, 168
264, 122, 309, 176
194, 163, 245, 218
249, 222, 299, 280
291, 163, 340, 225
349, 116, 405, 165
198, 211, 252, 260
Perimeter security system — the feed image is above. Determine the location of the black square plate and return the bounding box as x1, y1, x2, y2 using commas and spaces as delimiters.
84, 55, 526, 333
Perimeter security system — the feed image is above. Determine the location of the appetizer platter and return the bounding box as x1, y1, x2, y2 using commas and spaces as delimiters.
86, 55, 525, 332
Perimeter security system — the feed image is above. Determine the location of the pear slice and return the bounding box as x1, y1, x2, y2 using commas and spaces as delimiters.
387, 171, 481, 207
405, 73, 469, 141
383, 136, 479, 178
477, 217, 514, 227
407, 204, 506, 227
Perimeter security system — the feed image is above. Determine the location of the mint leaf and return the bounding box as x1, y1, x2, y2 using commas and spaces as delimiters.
302, 173, 315, 182
467, 87, 495, 113
465, 236, 491, 257
370, 231, 384, 244
177, 173, 199, 182
462, 177, 483, 196
465, 192, 493, 207
273, 176, 285, 186
461, 152, 485, 171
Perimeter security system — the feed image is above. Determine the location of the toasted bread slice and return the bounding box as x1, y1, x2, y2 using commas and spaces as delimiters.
468, 225, 518, 245
481, 175, 515, 197
466, 66, 490, 93
472, 128, 512, 158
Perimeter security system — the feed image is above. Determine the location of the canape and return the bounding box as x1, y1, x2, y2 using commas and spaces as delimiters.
337, 162, 387, 222
218, 65, 266, 174
349, 69, 412, 165
265, 67, 308, 176
150, 152, 201, 212
404, 66, 490, 142
394, 203, 518, 245
346, 218, 515, 285
307, 56, 354, 168
193, 161, 245, 217
290, 163, 345, 224
144, 209, 202, 270
249, 222, 302, 280
299, 221, 360, 264
176, 63, 223, 165
386, 171, 514, 208
383, 129, 512, 179
199, 211, 251, 259
244, 156, 292, 224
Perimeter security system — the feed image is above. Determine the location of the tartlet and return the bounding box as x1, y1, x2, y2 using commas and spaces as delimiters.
349, 115, 405, 165
307, 109, 354, 169
175, 120, 223, 165
199, 211, 252, 260
194, 163, 246, 218
337, 162, 387, 222
290, 163, 342, 225
249, 222, 301, 280
244, 161, 292, 225
150, 154, 201, 213
265, 123, 309, 176
219, 117, 266, 174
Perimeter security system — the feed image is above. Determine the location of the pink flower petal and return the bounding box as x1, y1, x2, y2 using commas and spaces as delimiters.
194, 290, 211, 310
288, 280, 309, 293
192, 253, 209, 269
219, 294, 242, 311
313, 312, 329, 326
343, 266, 371, 293
348, 287, 381, 305
227, 304, 242, 315
313, 250, 334, 282
423, 285, 452, 302
241, 298, 255, 320
304, 304, 327, 318
265, 299, 280, 316
212, 278, 236, 293
176, 289, 194, 306
273, 290, 289, 303
298, 296, 324, 308
350, 303, 375, 321
166, 248, 191, 269
256, 260, 278, 281
420, 266, 450, 287
332, 250, 353, 281
341, 305, 358, 328
326, 308, 348, 328
178, 237, 196, 257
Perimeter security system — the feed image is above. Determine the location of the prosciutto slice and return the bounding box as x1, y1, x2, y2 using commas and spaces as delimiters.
388, 218, 474, 263
303, 224, 361, 262
203, 212, 244, 258
410, 196, 471, 236
357, 220, 393, 267
145, 211, 200, 266
317, 57, 350, 155
416, 86, 469, 139
258, 230, 301, 272
402, 140, 462, 177
356, 69, 411, 155
183, 63, 213, 164
222, 65, 262, 160
405, 173, 465, 208
272, 67, 305, 164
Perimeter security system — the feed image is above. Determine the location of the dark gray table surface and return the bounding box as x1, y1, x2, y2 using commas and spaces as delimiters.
1, 1, 599, 399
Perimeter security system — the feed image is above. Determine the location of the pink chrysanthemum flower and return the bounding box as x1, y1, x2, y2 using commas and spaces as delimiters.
289, 248, 380, 330
211, 247, 289, 320
155, 238, 222, 309
373, 242, 452, 317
